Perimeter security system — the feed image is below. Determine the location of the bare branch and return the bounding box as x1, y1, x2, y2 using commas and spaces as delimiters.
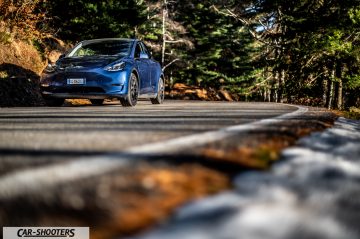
162, 58, 180, 72
211, 4, 282, 47
164, 39, 185, 44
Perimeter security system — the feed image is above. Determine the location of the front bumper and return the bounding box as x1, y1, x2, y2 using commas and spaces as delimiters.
41, 91, 126, 99
40, 67, 130, 99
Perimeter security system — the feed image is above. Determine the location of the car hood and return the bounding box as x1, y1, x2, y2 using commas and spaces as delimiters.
57, 55, 123, 69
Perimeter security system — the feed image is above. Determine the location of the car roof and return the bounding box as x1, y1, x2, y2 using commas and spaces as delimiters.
80, 38, 137, 45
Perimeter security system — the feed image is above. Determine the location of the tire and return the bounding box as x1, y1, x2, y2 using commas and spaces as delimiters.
150, 77, 165, 104
90, 99, 104, 105
120, 73, 139, 107
44, 98, 65, 107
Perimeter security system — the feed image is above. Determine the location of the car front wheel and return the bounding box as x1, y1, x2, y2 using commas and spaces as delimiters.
151, 77, 165, 104
120, 73, 139, 107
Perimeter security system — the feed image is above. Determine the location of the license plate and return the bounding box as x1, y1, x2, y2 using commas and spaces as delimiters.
67, 78, 86, 85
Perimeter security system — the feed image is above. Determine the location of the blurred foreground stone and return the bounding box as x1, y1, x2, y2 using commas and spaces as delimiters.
128, 117, 360, 239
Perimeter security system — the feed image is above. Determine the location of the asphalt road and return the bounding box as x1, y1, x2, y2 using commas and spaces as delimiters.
0, 101, 296, 161
0, 100, 337, 238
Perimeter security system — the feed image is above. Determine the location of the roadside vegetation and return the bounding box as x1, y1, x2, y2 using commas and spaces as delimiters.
0, 0, 359, 110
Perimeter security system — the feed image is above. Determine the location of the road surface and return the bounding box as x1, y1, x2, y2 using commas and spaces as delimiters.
0, 101, 332, 238
0, 101, 297, 162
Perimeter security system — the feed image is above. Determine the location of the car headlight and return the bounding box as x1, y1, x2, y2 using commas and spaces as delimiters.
105, 62, 126, 72
44, 64, 57, 73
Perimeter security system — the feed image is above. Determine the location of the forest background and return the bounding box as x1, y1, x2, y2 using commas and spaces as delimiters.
0, 0, 359, 109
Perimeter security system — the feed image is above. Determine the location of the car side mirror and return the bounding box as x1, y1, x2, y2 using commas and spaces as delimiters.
139, 53, 149, 59
59, 54, 65, 59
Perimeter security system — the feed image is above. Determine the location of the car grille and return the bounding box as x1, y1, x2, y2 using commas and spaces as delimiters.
51, 87, 105, 94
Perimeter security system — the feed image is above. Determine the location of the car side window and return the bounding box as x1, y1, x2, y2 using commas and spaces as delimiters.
135, 43, 142, 58
140, 43, 151, 59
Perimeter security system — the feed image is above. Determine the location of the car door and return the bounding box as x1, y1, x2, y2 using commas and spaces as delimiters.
134, 43, 151, 94
140, 42, 159, 94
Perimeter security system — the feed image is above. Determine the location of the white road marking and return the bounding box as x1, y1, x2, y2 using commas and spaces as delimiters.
0, 105, 308, 199
127, 105, 308, 154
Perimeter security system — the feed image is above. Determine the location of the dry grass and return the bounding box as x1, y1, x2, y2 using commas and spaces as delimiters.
332, 107, 360, 120
202, 136, 296, 170
65, 99, 92, 106
201, 111, 337, 171
167, 83, 236, 101
0, 40, 44, 74
0, 41, 45, 107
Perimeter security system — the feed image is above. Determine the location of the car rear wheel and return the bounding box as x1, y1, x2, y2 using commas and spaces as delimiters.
90, 99, 104, 105
44, 98, 65, 107
151, 77, 165, 104
120, 73, 139, 107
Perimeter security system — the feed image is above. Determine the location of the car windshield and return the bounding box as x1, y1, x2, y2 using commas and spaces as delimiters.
68, 40, 132, 57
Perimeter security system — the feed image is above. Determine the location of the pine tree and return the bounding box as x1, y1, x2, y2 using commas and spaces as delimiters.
44, 0, 147, 41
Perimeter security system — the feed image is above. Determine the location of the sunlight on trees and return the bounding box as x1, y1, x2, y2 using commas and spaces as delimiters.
1, 0, 359, 109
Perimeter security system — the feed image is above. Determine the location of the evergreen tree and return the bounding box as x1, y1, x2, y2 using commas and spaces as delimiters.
218, 0, 360, 108
44, 0, 147, 41
38, 0, 360, 108
169, 0, 257, 91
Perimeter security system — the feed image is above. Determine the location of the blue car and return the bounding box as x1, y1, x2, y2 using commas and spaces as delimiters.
40, 38, 164, 107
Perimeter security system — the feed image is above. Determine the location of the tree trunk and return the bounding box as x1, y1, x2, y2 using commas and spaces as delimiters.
161, 0, 167, 67
134, 26, 138, 38
264, 88, 269, 102
274, 71, 279, 102
170, 70, 173, 86
322, 66, 329, 107
327, 69, 335, 109
336, 63, 343, 110
322, 79, 328, 107
337, 79, 343, 110
279, 69, 285, 103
